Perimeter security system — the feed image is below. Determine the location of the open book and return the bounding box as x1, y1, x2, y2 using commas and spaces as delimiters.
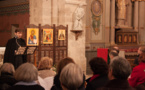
15, 47, 37, 55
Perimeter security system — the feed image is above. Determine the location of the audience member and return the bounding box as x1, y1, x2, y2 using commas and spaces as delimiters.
0, 63, 17, 90
51, 57, 75, 90
86, 57, 109, 90
97, 56, 135, 90
108, 46, 119, 64
38, 57, 55, 90
134, 46, 145, 65
128, 53, 145, 87
109, 50, 118, 61
7, 63, 44, 90
60, 63, 84, 90
38, 57, 55, 78
135, 82, 145, 90
112, 46, 119, 54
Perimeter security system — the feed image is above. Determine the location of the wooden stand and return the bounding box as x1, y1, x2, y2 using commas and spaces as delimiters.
71, 30, 83, 40
34, 50, 37, 67
25, 24, 38, 67
25, 24, 68, 66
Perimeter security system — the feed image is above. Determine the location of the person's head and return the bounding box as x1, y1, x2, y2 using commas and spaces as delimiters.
0, 63, 15, 75
79, 3, 84, 7
89, 57, 108, 75
109, 50, 118, 60
138, 46, 145, 54
38, 57, 53, 70
31, 30, 35, 35
14, 63, 38, 82
108, 56, 131, 80
57, 57, 75, 75
112, 46, 119, 53
60, 63, 83, 90
15, 29, 22, 39
138, 53, 145, 63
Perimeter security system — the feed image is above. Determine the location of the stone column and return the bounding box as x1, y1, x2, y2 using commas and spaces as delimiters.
85, 0, 91, 45
105, 0, 111, 47
30, 0, 52, 25
134, 1, 139, 32
52, 0, 58, 25
42, 0, 52, 25
110, 0, 115, 45
65, 0, 87, 74
29, 0, 43, 25
58, 0, 65, 25
127, 1, 132, 27
139, 1, 145, 45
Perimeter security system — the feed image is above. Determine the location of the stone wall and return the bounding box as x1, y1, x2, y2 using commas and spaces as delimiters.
65, 0, 87, 73
29, 0, 87, 73
0, 0, 29, 46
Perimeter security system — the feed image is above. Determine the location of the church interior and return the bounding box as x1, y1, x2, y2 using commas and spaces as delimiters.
0, 0, 145, 90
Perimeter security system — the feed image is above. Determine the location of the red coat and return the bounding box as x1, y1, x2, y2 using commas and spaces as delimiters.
128, 62, 145, 87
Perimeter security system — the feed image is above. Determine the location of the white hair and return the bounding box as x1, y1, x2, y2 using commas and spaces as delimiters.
60, 63, 83, 90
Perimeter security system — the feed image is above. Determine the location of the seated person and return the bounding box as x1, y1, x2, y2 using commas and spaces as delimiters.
108, 46, 119, 64
134, 46, 145, 65
86, 57, 109, 90
60, 63, 84, 90
111, 46, 119, 54
51, 57, 75, 90
109, 50, 118, 61
0, 63, 17, 90
135, 81, 145, 90
38, 57, 56, 90
98, 56, 135, 90
38, 57, 55, 78
7, 63, 44, 90
129, 53, 145, 87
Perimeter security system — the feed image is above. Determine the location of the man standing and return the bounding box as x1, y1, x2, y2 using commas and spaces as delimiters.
4, 29, 27, 69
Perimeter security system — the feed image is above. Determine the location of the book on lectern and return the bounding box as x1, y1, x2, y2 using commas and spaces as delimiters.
15, 46, 37, 55
15, 47, 27, 55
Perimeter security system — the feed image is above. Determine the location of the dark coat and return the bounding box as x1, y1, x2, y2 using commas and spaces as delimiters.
0, 72, 17, 90
86, 74, 109, 90
97, 79, 135, 90
135, 82, 145, 90
7, 85, 44, 90
51, 74, 62, 90
134, 55, 139, 65
4, 37, 26, 69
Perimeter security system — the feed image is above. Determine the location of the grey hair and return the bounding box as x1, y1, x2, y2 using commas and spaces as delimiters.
60, 63, 83, 90
0, 63, 15, 75
15, 63, 38, 82
110, 56, 131, 80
